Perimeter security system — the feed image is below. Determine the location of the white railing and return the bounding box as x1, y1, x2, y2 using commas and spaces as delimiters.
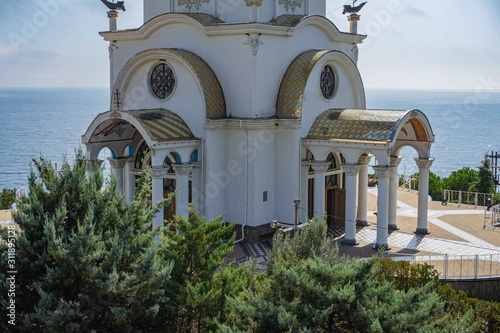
442, 189, 494, 208
484, 204, 500, 229
15, 186, 29, 200
387, 253, 500, 279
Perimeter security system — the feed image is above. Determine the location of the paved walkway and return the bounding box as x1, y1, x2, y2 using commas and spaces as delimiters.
361, 188, 500, 256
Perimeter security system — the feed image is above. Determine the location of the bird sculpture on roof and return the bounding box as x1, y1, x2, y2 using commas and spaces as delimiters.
342, 0, 367, 14
100, 0, 126, 11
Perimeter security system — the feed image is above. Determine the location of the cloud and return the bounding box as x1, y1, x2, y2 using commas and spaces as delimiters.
0, 43, 16, 57
403, 4, 428, 17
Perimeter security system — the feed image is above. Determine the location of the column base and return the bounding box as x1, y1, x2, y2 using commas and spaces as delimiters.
342, 238, 358, 246
388, 224, 399, 230
414, 228, 430, 235
372, 243, 391, 251
356, 219, 370, 226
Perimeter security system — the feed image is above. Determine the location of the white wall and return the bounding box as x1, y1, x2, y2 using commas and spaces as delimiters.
143, 0, 328, 24
108, 16, 359, 120
274, 128, 301, 224
203, 129, 227, 220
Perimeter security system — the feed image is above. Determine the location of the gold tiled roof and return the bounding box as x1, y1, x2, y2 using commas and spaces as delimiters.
276, 50, 331, 119
268, 15, 307, 26
128, 109, 195, 142
166, 49, 226, 119
307, 109, 409, 142
183, 13, 225, 25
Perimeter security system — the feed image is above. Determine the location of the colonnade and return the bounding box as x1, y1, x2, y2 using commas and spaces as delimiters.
302, 155, 434, 250
88, 158, 196, 229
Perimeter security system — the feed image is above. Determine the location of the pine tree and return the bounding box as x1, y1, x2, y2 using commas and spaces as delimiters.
219, 219, 464, 333
0, 151, 173, 332
159, 212, 250, 333
474, 155, 496, 194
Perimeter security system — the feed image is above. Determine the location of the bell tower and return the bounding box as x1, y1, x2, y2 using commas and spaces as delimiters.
143, 0, 328, 24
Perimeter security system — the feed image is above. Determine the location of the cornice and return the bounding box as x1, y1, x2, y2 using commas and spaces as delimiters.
205, 118, 301, 130
99, 14, 366, 44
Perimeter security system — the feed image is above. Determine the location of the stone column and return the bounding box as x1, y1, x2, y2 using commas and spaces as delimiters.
190, 162, 201, 213
108, 157, 127, 193
86, 159, 103, 176
348, 14, 361, 34
372, 166, 394, 250
414, 158, 435, 235
124, 157, 136, 204
151, 167, 169, 229
311, 162, 329, 218
300, 162, 310, 222
107, 10, 118, 31
173, 164, 193, 219
342, 164, 362, 245
356, 155, 372, 226
388, 156, 403, 230
245, 0, 262, 22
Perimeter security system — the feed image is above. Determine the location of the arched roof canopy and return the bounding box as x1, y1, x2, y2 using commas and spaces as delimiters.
305, 108, 435, 161
276, 50, 365, 119
82, 109, 197, 159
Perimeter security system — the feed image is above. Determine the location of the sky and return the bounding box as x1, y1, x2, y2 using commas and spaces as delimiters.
0, 0, 499, 91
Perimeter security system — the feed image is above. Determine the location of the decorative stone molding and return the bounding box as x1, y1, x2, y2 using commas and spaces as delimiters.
357, 154, 372, 165
151, 167, 171, 178
173, 164, 194, 175
390, 156, 403, 167
243, 33, 263, 56
341, 164, 362, 176
278, 0, 303, 12
310, 162, 330, 173
177, 0, 210, 10
414, 157, 435, 169
108, 157, 128, 169
87, 159, 103, 173
245, 0, 263, 6
372, 166, 394, 179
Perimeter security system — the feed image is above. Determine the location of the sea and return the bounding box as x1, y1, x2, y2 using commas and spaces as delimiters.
0, 88, 499, 189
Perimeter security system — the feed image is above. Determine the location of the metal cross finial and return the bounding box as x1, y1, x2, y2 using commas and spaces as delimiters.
113, 89, 122, 111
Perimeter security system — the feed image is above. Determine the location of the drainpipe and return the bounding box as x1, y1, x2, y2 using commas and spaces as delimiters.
234, 120, 248, 244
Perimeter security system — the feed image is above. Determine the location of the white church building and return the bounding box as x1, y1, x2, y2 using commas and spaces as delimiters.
82, 0, 435, 249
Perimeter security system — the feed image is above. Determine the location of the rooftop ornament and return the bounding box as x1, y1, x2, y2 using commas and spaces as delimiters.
342, 0, 367, 14
100, 0, 126, 11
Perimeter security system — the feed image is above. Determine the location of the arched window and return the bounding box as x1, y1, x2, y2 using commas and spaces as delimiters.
135, 141, 150, 169
325, 153, 339, 187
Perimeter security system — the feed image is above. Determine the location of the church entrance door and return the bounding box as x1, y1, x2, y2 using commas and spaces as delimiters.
326, 188, 345, 227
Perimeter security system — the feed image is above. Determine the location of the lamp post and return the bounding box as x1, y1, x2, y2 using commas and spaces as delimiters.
293, 200, 300, 228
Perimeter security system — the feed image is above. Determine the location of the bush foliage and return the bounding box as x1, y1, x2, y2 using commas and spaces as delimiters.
1, 153, 499, 332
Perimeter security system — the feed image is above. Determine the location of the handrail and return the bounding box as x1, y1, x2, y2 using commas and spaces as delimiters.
442, 189, 494, 208
387, 253, 500, 280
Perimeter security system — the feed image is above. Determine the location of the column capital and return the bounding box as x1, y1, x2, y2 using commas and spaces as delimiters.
372, 166, 394, 179
173, 163, 194, 175
357, 154, 372, 165
108, 157, 127, 169
151, 166, 171, 178
87, 159, 103, 173
390, 156, 404, 167
348, 13, 361, 22
414, 158, 435, 169
341, 164, 362, 176
310, 161, 330, 173
245, 0, 263, 6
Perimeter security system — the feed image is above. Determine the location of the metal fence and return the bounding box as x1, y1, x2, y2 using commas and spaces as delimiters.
442, 189, 494, 208
388, 253, 500, 279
